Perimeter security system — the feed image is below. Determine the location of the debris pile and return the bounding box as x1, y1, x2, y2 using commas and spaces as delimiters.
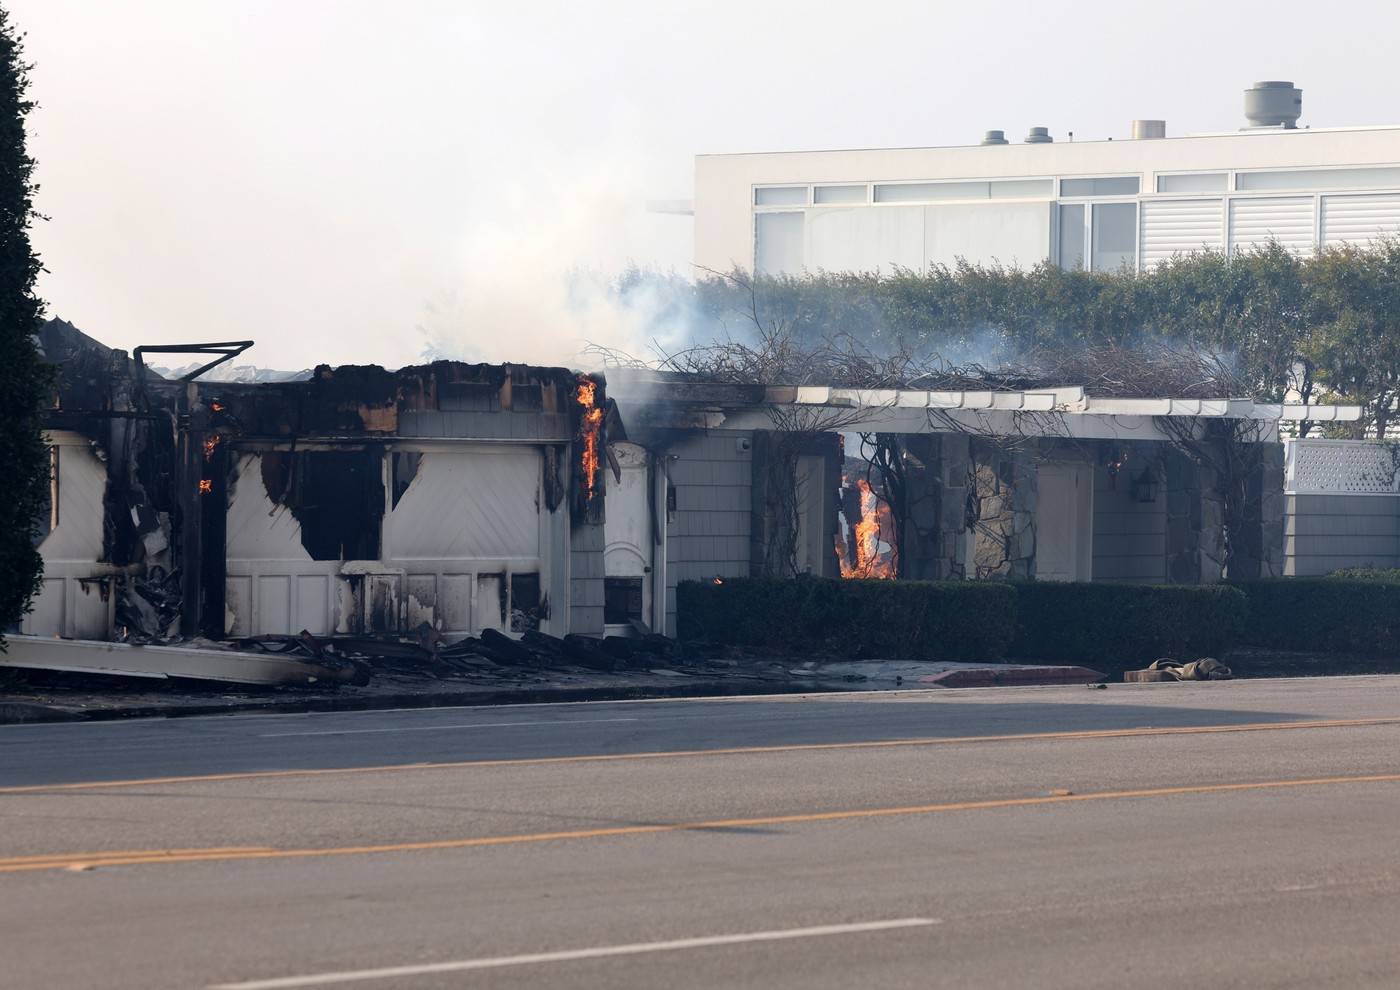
231, 625, 696, 684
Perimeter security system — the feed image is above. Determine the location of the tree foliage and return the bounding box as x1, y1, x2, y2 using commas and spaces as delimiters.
1304, 241, 1400, 436
672, 240, 1400, 436
0, 5, 51, 634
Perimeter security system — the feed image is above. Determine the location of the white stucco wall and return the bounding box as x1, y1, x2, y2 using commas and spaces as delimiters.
696, 126, 1400, 273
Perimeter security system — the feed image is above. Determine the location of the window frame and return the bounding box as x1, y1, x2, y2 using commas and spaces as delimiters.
752, 184, 810, 208
1055, 197, 1140, 272
1057, 175, 1142, 198
871, 176, 1055, 205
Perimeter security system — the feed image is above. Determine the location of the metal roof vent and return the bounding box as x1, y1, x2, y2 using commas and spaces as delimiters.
1244, 81, 1302, 129
1132, 119, 1166, 140
981, 130, 1009, 146
1024, 126, 1053, 144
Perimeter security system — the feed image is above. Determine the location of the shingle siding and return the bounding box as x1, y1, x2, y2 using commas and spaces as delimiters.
569, 519, 605, 634
664, 430, 755, 636
1284, 493, 1400, 575
1091, 463, 1166, 583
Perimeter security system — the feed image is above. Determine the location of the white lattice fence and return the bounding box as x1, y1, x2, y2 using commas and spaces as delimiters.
1285, 439, 1400, 495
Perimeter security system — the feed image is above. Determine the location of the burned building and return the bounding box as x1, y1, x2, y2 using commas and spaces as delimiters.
21, 320, 1365, 651
606, 369, 1363, 612
27, 320, 620, 644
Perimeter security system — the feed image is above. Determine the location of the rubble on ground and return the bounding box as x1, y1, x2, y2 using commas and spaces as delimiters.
1123, 657, 1233, 682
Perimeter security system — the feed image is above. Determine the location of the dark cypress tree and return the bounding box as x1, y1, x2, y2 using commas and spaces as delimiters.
0, 5, 51, 637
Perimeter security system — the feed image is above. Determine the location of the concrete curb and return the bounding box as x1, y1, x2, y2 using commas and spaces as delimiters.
0, 679, 826, 725
0, 663, 1110, 725
923, 666, 1106, 688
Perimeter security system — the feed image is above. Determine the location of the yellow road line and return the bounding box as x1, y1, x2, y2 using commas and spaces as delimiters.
6, 771, 1400, 875
0, 846, 274, 867
3, 716, 1398, 797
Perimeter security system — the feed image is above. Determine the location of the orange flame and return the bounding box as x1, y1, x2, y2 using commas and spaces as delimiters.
197, 478, 213, 495
837, 479, 896, 579
202, 434, 221, 461
575, 376, 604, 500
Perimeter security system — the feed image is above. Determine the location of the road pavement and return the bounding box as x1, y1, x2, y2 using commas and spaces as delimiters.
3, 677, 1400, 988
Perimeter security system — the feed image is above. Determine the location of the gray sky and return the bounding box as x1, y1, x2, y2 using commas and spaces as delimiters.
13, 0, 1400, 369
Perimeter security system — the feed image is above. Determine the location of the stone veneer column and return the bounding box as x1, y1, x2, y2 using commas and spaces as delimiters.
969, 442, 1037, 580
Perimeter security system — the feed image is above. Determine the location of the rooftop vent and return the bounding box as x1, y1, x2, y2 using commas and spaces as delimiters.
1244, 81, 1302, 129
1025, 126, 1053, 144
1132, 119, 1166, 140
981, 129, 1009, 146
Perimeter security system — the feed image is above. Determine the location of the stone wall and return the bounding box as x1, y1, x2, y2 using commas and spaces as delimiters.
969, 443, 1036, 580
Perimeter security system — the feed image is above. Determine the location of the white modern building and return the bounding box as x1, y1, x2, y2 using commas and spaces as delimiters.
692, 83, 1400, 276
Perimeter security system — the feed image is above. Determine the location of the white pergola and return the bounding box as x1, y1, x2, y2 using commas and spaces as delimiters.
707, 386, 1365, 442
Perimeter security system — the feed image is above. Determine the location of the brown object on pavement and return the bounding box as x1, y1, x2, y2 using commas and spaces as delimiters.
1124, 657, 1233, 682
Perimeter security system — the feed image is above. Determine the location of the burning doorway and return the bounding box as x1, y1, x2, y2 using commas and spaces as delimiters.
835, 435, 898, 579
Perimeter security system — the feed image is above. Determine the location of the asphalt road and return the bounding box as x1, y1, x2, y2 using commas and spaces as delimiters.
4, 677, 1400, 989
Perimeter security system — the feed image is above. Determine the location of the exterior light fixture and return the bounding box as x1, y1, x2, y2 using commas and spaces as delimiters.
1105, 449, 1127, 489
1130, 466, 1158, 504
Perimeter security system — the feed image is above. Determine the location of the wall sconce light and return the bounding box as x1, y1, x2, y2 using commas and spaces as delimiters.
1104, 448, 1126, 489
1130, 466, 1158, 504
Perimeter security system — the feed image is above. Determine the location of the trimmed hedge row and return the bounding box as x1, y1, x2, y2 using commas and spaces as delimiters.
676, 576, 1016, 662
678, 577, 1247, 664
1237, 578, 1400, 655
679, 576, 1400, 663
1006, 583, 1246, 665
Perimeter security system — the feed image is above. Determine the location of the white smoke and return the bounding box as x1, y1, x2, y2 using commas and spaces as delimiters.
414, 150, 700, 369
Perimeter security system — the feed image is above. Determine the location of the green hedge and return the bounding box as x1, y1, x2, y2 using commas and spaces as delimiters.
1327, 568, 1400, 583
1006, 583, 1246, 665
679, 576, 1400, 665
1237, 578, 1400, 655
676, 576, 1016, 662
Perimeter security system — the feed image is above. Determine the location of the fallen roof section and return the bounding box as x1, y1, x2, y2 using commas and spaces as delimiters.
1, 636, 363, 687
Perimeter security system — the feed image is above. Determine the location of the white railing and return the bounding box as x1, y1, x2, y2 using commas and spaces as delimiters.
1285, 438, 1400, 496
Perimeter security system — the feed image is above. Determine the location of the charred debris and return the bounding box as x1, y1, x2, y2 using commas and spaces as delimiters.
29, 318, 692, 685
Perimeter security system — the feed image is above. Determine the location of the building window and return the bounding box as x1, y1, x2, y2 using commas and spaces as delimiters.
876, 181, 976, 202
874, 178, 1053, 203
754, 185, 807, 206
813, 184, 867, 205
1058, 203, 1086, 269
1060, 176, 1140, 197
509, 382, 544, 412
754, 212, 804, 274
604, 577, 644, 625
1157, 172, 1228, 194
989, 179, 1055, 198
1092, 202, 1138, 272
1058, 202, 1137, 271
1236, 166, 1400, 192
510, 573, 544, 633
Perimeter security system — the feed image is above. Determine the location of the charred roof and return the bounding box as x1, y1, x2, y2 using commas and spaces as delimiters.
39, 318, 599, 441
